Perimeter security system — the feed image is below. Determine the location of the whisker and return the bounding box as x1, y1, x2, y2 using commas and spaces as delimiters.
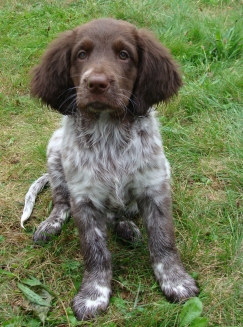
117, 89, 140, 106
116, 93, 139, 111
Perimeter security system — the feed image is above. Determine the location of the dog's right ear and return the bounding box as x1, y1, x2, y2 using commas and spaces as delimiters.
30, 30, 76, 115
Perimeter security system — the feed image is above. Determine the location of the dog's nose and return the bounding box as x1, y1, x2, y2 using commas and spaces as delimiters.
87, 74, 109, 94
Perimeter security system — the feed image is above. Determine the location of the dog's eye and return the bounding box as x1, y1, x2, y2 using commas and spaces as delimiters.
78, 50, 87, 60
119, 51, 129, 60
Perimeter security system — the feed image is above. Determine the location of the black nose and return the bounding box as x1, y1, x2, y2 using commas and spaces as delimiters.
87, 74, 109, 94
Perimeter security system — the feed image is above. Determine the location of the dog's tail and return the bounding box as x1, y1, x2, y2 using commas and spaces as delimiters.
20, 173, 49, 228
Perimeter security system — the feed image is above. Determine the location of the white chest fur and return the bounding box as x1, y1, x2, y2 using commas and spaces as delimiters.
61, 112, 170, 210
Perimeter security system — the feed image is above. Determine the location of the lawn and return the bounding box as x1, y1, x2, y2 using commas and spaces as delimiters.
0, 0, 242, 326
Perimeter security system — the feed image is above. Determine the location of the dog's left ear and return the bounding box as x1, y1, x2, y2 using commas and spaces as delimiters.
131, 29, 182, 116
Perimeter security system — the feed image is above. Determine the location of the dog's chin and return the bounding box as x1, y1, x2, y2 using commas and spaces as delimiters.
78, 101, 127, 117
80, 102, 118, 114
88, 102, 112, 111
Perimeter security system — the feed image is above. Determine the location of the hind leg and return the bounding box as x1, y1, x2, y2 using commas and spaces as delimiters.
34, 129, 71, 243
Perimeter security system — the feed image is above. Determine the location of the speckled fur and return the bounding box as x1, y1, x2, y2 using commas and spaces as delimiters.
23, 18, 199, 320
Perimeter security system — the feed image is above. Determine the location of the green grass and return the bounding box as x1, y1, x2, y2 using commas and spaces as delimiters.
0, 0, 242, 326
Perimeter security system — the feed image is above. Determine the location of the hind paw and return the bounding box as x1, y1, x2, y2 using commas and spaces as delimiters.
114, 220, 142, 244
33, 220, 62, 243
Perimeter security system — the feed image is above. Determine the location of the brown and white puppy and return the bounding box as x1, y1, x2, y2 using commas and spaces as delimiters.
21, 18, 198, 320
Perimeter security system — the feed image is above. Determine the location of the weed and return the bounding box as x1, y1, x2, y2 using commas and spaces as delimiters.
210, 20, 243, 61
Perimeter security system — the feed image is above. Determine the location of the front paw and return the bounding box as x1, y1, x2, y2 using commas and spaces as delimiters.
72, 284, 111, 320
155, 263, 199, 302
33, 220, 62, 243
162, 273, 199, 302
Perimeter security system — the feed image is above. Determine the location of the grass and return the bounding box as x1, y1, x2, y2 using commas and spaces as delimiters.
0, 0, 242, 326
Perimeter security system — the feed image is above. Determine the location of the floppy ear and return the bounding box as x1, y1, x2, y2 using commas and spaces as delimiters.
131, 29, 182, 116
30, 30, 76, 115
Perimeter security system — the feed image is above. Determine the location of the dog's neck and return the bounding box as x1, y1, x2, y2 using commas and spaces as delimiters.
68, 110, 135, 150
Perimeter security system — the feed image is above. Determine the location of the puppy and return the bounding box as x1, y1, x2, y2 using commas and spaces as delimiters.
21, 18, 198, 320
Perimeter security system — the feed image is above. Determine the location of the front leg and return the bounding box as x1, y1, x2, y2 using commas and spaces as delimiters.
137, 182, 199, 302
71, 200, 112, 320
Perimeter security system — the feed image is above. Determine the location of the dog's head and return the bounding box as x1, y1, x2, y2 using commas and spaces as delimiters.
31, 18, 182, 117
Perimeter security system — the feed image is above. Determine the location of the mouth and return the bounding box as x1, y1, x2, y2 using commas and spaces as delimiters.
77, 94, 126, 115
76, 97, 118, 114
84, 101, 114, 113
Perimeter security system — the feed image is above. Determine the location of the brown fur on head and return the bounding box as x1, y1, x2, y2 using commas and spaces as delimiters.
132, 29, 182, 116
30, 18, 182, 116
31, 30, 76, 114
